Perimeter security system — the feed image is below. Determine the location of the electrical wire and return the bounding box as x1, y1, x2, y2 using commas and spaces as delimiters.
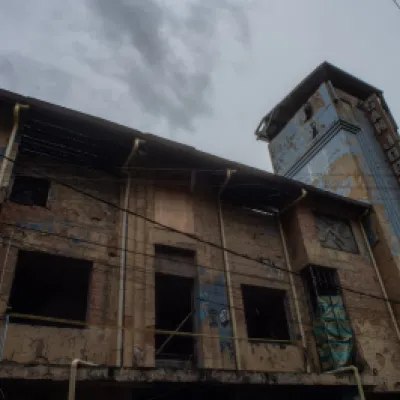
393, 0, 400, 10
1, 151, 399, 309
1, 154, 399, 323
1, 213, 397, 311
0, 226, 395, 326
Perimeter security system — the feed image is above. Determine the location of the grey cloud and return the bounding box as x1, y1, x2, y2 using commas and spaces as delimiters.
0, 54, 75, 100
89, 0, 249, 131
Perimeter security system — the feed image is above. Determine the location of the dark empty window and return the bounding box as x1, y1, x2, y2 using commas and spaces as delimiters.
241, 284, 290, 341
9, 176, 50, 207
304, 102, 313, 121
302, 265, 340, 316
9, 250, 92, 328
155, 272, 195, 366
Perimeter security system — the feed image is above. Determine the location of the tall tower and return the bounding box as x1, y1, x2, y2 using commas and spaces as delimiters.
255, 62, 400, 311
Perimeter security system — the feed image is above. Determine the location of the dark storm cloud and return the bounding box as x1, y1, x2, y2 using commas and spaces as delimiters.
89, 0, 249, 131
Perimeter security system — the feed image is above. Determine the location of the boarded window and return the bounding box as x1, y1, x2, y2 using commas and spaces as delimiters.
9, 176, 50, 207
9, 250, 92, 328
154, 188, 194, 233
315, 213, 359, 254
241, 284, 290, 341
154, 244, 196, 278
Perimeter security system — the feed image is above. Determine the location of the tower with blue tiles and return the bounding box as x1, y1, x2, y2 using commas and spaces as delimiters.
255, 62, 400, 313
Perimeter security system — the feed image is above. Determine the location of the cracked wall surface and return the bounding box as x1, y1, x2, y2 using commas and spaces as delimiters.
0, 107, 399, 393
0, 153, 121, 366
267, 81, 400, 391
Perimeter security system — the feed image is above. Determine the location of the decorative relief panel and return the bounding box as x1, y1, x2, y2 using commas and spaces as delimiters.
315, 214, 359, 254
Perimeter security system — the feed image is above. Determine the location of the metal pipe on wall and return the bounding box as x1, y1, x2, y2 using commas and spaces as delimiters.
0, 103, 29, 191
68, 358, 98, 400
218, 169, 242, 370
116, 138, 144, 367
278, 188, 310, 373
359, 216, 400, 342
326, 366, 365, 400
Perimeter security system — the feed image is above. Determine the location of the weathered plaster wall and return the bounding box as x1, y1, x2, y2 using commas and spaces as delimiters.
222, 205, 304, 372
331, 89, 400, 329
122, 177, 235, 370
269, 83, 337, 175
291, 130, 370, 201
294, 203, 400, 389
120, 175, 308, 373
0, 154, 121, 365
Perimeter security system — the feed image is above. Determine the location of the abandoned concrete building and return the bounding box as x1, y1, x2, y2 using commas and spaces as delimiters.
0, 64, 399, 399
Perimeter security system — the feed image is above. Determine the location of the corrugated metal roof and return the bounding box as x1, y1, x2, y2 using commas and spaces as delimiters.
0, 87, 370, 214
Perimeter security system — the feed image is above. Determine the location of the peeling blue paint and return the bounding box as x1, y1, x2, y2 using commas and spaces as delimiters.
270, 83, 338, 175
271, 81, 400, 257
197, 274, 234, 359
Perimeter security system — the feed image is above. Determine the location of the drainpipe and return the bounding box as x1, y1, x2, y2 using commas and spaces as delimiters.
0, 230, 14, 295
116, 138, 144, 367
218, 169, 242, 370
277, 188, 309, 372
0, 104, 29, 192
359, 213, 400, 342
68, 359, 98, 400
0, 311, 10, 361
326, 366, 365, 400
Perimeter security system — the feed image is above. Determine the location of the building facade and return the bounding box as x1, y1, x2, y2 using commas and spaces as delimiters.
0, 89, 398, 398
256, 62, 400, 396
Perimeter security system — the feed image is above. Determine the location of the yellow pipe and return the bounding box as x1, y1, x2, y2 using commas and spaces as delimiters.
0, 103, 30, 191
278, 218, 310, 373
218, 169, 242, 370
359, 217, 400, 342
280, 188, 307, 215
8, 312, 299, 344
117, 138, 144, 367
68, 359, 98, 400
326, 366, 365, 400
278, 188, 310, 372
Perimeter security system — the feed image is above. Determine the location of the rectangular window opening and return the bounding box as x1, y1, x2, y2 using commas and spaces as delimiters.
302, 265, 340, 316
155, 272, 195, 367
9, 250, 92, 329
241, 284, 290, 341
302, 265, 355, 371
9, 175, 50, 207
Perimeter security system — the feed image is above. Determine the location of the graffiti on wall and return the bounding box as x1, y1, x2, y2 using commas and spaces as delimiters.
198, 270, 234, 359
269, 83, 337, 175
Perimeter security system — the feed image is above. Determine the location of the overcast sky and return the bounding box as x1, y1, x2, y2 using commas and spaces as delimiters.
0, 0, 399, 172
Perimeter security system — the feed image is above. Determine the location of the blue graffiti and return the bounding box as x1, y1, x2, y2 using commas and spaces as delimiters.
198, 274, 234, 359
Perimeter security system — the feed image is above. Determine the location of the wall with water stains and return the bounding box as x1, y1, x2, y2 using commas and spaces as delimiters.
122, 177, 305, 372
268, 81, 400, 342
0, 154, 121, 365
305, 201, 400, 389
269, 83, 337, 175
222, 205, 304, 372
0, 152, 310, 374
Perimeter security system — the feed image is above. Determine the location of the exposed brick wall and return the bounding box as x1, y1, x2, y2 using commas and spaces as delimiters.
0, 155, 120, 365
294, 202, 400, 389
1, 153, 400, 390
